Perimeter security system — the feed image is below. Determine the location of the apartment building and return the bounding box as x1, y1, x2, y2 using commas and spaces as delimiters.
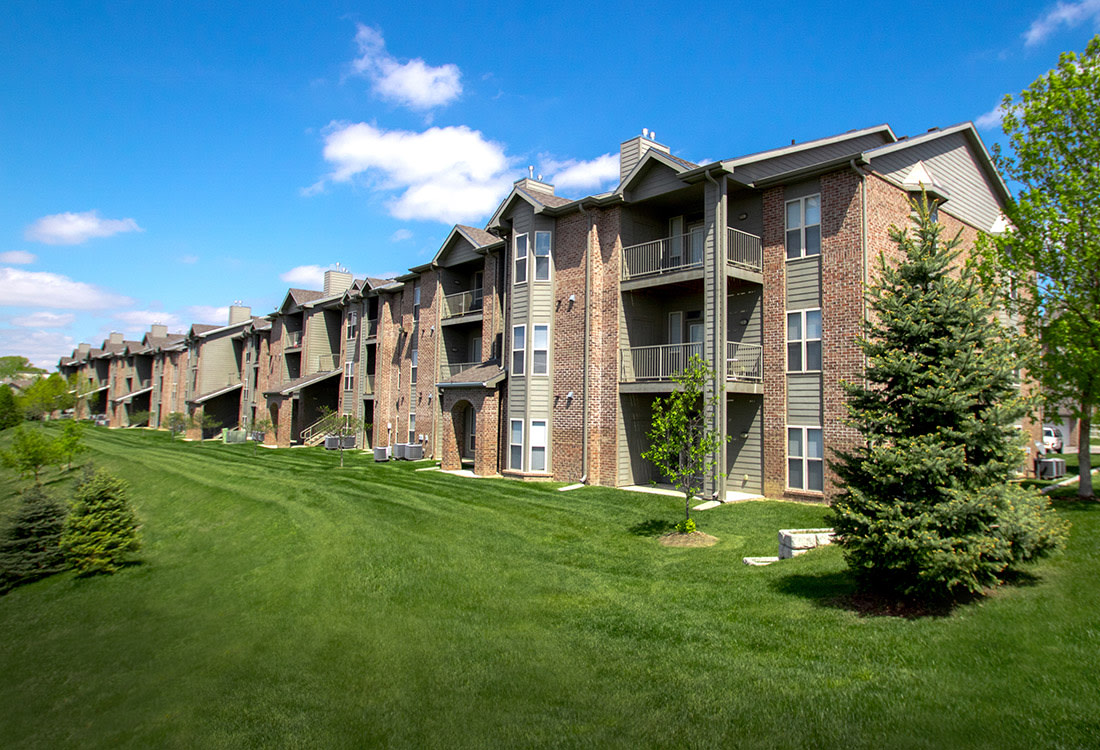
59, 122, 1026, 502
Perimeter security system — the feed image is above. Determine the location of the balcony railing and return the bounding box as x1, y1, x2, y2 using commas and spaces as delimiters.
284, 330, 302, 348
727, 228, 763, 272
621, 232, 704, 280
364, 318, 379, 339
440, 361, 479, 380
362, 373, 375, 395
726, 342, 763, 382
620, 342, 704, 382
442, 289, 484, 319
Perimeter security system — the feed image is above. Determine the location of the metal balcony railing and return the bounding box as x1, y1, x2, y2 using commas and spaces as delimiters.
364, 318, 379, 338
442, 289, 484, 319
727, 228, 763, 272
726, 342, 763, 382
621, 233, 704, 280
440, 361, 479, 380
620, 342, 704, 381
284, 330, 302, 348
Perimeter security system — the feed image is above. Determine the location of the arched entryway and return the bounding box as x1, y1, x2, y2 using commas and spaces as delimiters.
450, 400, 475, 469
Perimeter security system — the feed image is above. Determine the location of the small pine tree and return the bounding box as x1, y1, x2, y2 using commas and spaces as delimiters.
642, 354, 729, 530
831, 199, 1068, 600
0, 487, 69, 593
60, 468, 141, 575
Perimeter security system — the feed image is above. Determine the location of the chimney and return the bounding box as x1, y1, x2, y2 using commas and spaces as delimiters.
513, 173, 555, 196
150, 324, 168, 338
77, 343, 91, 356
108, 332, 124, 344
228, 304, 251, 325
620, 130, 671, 181
324, 269, 354, 296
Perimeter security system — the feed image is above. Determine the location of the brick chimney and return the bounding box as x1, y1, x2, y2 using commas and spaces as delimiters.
323, 269, 354, 296
620, 129, 671, 181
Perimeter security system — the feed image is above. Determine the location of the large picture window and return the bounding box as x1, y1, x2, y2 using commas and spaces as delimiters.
534, 231, 551, 281
788, 427, 824, 492
512, 325, 526, 375
514, 233, 528, 284
787, 309, 822, 372
786, 195, 821, 259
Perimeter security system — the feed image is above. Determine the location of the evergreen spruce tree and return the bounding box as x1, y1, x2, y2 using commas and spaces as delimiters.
60, 468, 141, 575
0, 487, 69, 593
831, 199, 1067, 601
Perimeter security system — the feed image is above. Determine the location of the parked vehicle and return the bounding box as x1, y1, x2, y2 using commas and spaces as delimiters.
1043, 427, 1064, 453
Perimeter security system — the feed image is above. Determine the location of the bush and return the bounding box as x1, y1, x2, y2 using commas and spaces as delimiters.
0, 486, 69, 593
60, 468, 141, 575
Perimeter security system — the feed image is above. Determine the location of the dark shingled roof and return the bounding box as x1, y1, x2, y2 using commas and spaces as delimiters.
515, 186, 573, 208
263, 368, 341, 396
190, 324, 219, 336
437, 359, 506, 388
288, 288, 327, 306
456, 225, 500, 247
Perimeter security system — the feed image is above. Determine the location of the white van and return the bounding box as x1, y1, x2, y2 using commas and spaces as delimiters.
1043, 427, 1064, 453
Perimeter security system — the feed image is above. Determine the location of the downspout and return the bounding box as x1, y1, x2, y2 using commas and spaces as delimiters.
850, 158, 868, 367
577, 200, 593, 484
704, 167, 725, 500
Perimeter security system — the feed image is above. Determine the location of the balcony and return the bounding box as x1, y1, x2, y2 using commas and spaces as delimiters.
727, 228, 762, 272
726, 342, 763, 382
364, 318, 379, 339
442, 289, 483, 320
620, 342, 703, 382
439, 361, 479, 381
313, 354, 338, 372
284, 330, 302, 349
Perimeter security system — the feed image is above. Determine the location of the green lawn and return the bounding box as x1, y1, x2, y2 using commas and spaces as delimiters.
1, 426, 1098, 749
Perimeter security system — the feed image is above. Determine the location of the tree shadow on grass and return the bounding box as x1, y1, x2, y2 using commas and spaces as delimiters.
628, 518, 676, 537
770, 571, 966, 619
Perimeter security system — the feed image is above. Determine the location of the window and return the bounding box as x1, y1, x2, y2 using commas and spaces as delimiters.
344, 361, 355, 391
412, 282, 420, 322
787, 309, 822, 372
410, 343, 418, 385
534, 231, 551, 281
347, 310, 358, 339
512, 325, 526, 375
786, 195, 821, 259
473, 271, 484, 309
514, 233, 528, 284
788, 427, 824, 492
533, 325, 548, 375
530, 420, 547, 472
408, 409, 417, 445
510, 419, 523, 470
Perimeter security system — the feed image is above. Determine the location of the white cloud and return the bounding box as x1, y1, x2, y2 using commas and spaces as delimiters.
975, 102, 1009, 130
25, 210, 143, 245
280, 264, 327, 287
352, 25, 462, 110
0, 328, 76, 369
112, 310, 184, 333
11, 311, 76, 328
0, 250, 36, 264
542, 153, 620, 192
315, 122, 514, 224
185, 305, 230, 326
391, 228, 413, 242
1024, 0, 1100, 46
0, 268, 133, 309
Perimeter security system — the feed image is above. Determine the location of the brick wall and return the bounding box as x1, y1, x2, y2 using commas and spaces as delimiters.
761, 186, 787, 498
550, 210, 588, 482
440, 386, 501, 475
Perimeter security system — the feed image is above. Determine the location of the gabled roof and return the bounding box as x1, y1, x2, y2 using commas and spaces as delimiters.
188, 381, 243, 405
188, 323, 219, 337
277, 287, 326, 314
456, 224, 501, 248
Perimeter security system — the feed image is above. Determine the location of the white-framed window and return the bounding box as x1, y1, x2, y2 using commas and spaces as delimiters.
788, 427, 824, 492
534, 231, 551, 281
410, 343, 418, 385
347, 310, 358, 339
514, 233, 528, 285
412, 281, 420, 322
786, 194, 821, 259
510, 419, 523, 470
512, 325, 526, 375
787, 309, 822, 372
408, 409, 417, 445
344, 361, 355, 391
533, 325, 548, 375
530, 420, 547, 472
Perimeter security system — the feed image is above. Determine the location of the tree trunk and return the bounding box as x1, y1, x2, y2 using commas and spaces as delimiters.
1079, 405, 1094, 499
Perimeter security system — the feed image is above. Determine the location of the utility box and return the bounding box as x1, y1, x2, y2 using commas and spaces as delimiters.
1039, 458, 1066, 479
405, 443, 424, 460
373, 446, 390, 462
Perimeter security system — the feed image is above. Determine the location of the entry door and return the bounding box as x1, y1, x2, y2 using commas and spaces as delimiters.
464, 407, 476, 458
668, 216, 684, 269
666, 311, 683, 377
469, 336, 482, 364
688, 321, 704, 361
688, 223, 705, 265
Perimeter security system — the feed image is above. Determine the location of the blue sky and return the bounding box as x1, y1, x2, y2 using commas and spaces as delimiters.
2, 0, 1098, 367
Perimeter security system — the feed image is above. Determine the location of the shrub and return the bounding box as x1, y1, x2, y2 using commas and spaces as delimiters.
0, 486, 68, 593
60, 468, 141, 575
